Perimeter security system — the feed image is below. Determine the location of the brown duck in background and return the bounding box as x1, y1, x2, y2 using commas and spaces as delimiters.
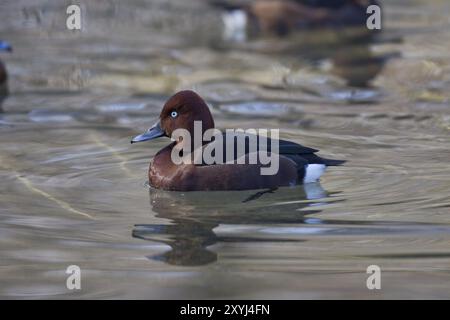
0, 41, 12, 112
214, 0, 388, 87
215, 0, 380, 37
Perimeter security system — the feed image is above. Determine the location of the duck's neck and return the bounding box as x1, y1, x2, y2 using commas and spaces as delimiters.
153, 142, 177, 169
154, 139, 205, 169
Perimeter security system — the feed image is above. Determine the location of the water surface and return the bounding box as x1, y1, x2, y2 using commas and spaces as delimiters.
1, 0, 450, 299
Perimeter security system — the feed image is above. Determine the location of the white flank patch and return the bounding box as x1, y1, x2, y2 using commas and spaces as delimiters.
222, 10, 247, 42
303, 164, 326, 184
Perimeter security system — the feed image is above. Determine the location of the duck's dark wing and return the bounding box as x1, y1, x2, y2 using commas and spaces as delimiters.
276, 138, 345, 183
201, 132, 345, 167
278, 138, 345, 167
278, 138, 318, 154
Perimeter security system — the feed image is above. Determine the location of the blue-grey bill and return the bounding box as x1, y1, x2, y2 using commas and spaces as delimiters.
0, 41, 12, 52
131, 121, 165, 143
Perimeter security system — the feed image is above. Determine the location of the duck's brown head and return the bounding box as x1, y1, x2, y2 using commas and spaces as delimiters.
131, 90, 215, 144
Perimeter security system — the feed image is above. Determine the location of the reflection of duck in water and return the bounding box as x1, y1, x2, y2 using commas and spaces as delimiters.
132, 184, 329, 266
0, 41, 12, 112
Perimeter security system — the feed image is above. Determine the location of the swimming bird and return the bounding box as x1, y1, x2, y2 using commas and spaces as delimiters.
0, 41, 12, 111
131, 90, 344, 191
217, 0, 379, 39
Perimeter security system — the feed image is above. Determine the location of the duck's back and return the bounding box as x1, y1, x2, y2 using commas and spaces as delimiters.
201, 132, 344, 180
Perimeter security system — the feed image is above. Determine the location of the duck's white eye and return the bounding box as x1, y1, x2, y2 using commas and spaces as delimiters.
170, 111, 178, 118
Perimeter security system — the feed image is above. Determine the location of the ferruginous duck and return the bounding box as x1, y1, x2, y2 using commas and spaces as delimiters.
131, 90, 344, 191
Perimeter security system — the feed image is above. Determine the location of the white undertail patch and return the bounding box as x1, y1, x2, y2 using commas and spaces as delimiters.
303, 182, 327, 200
303, 164, 326, 184
222, 10, 247, 42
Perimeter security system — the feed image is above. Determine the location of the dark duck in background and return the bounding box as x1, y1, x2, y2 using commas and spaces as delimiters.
0, 41, 12, 112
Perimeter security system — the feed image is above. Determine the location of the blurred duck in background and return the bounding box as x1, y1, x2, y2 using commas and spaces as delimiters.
215, 0, 380, 39
0, 40, 12, 112
214, 0, 387, 88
